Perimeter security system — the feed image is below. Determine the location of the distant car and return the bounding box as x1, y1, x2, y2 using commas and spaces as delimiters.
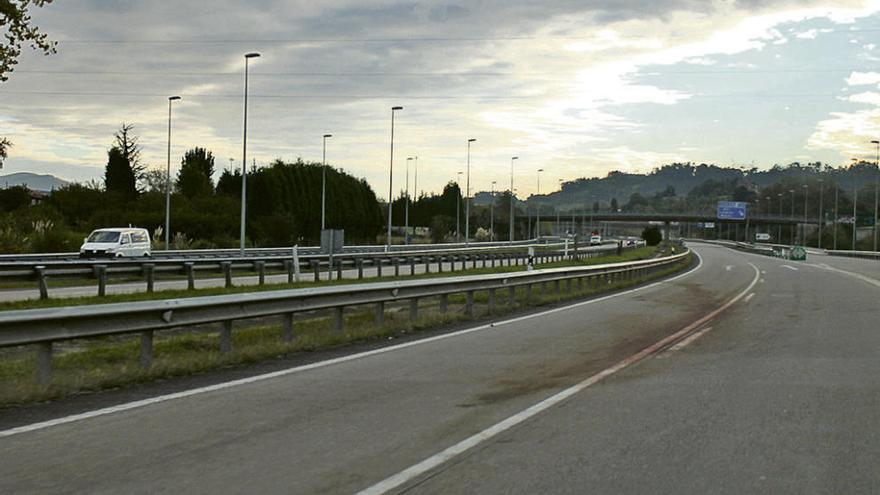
80, 228, 152, 258
625, 239, 636, 247
589, 235, 602, 246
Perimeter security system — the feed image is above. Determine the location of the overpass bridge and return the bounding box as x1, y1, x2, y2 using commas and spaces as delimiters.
515, 211, 813, 226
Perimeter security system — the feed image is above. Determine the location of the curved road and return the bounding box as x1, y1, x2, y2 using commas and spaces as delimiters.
1, 242, 879, 493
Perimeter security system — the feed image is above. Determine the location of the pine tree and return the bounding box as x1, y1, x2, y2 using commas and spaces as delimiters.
104, 146, 137, 201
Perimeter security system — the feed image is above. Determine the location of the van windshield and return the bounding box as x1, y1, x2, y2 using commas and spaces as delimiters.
87, 231, 120, 243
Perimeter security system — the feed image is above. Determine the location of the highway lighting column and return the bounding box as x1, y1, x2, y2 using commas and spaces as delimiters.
833, 186, 838, 250
164, 95, 181, 250
873, 140, 880, 251
456, 171, 463, 241
557, 178, 563, 235
536, 169, 544, 239
853, 187, 858, 250
818, 180, 824, 249
509, 156, 518, 244
490, 180, 496, 241
405, 157, 412, 245
802, 184, 808, 245
240, 52, 260, 255
386, 106, 403, 251
777, 193, 783, 243
465, 139, 476, 246
789, 189, 795, 245
321, 134, 332, 231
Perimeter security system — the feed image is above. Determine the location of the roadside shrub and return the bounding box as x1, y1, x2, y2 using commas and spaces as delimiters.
642, 226, 662, 246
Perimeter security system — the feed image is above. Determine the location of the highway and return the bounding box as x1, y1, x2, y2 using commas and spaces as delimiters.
2, 242, 879, 493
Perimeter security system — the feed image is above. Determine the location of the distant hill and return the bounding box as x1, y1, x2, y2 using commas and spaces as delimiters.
0, 172, 68, 192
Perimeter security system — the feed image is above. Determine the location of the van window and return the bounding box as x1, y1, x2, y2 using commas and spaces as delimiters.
131, 231, 148, 243
87, 231, 120, 243
121, 234, 131, 245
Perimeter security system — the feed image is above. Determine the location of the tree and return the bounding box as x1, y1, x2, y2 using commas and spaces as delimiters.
1, 0, 56, 82
104, 146, 137, 200
176, 147, 215, 198
114, 123, 144, 183
0, 137, 10, 169
141, 168, 169, 194
642, 226, 662, 246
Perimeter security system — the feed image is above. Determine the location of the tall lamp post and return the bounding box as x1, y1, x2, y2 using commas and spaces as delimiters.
386, 106, 403, 251
413, 155, 419, 200
536, 168, 544, 239
833, 185, 839, 250
789, 188, 795, 245
490, 180, 496, 241
509, 156, 518, 244
556, 178, 563, 235
164, 95, 181, 250
321, 133, 332, 231
464, 138, 476, 245
456, 171, 463, 242
853, 186, 858, 250
872, 140, 879, 251
240, 52, 260, 255
818, 179, 824, 249
405, 157, 413, 245
777, 193, 783, 243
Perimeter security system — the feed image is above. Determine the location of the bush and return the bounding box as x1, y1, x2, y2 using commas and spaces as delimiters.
642, 226, 662, 246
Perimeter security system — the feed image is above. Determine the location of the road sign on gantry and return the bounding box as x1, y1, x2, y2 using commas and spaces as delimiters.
717, 201, 747, 220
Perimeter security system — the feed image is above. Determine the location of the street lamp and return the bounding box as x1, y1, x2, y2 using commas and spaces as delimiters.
817, 179, 824, 249
386, 106, 403, 251
509, 156, 518, 244
321, 133, 332, 231
413, 156, 419, 200
490, 180, 497, 241
536, 168, 544, 239
405, 157, 413, 245
240, 52, 260, 255
789, 188, 795, 244
872, 140, 879, 251
777, 193, 783, 243
456, 171, 463, 242
465, 138, 476, 245
557, 178, 563, 235
164, 95, 181, 250
802, 184, 808, 245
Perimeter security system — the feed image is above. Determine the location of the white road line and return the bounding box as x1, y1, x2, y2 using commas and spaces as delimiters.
806, 262, 880, 289
0, 253, 705, 439
668, 326, 713, 352
781, 265, 798, 271
725, 265, 734, 271
356, 262, 760, 495
744, 292, 755, 303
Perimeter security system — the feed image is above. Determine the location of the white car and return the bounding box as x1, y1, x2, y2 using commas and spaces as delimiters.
80, 228, 152, 258
589, 235, 602, 246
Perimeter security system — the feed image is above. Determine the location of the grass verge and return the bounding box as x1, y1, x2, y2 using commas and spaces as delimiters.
0, 250, 690, 408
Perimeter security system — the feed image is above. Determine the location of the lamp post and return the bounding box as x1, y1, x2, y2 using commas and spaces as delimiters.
818, 179, 824, 249
853, 186, 858, 250
405, 157, 412, 245
465, 138, 476, 245
556, 178, 563, 235
509, 156, 518, 244
456, 171, 463, 242
413, 155, 419, 200
164, 95, 181, 250
536, 168, 544, 239
240, 52, 260, 255
802, 184, 808, 245
872, 140, 879, 251
834, 185, 839, 250
490, 180, 496, 241
321, 133, 332, 231
789, 189, 795, 245
777, 193, 783, 243
386, 106, 403, 251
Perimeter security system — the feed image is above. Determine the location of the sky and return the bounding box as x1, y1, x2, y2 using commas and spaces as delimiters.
2, 0, 880, 200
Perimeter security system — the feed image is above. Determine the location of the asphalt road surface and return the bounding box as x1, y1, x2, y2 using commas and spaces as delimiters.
2, 242, 879, 494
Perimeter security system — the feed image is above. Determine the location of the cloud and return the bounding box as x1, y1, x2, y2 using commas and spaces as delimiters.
846, 71, 880, 85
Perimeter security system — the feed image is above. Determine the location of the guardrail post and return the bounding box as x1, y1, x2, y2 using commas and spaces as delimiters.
424, 256, 431, 274
36, 342, 52, 385
374, 301, 385, 326
394, 258, 400, 277
487, 289, 496, 313
465, 291, 475, 316
285, 260, 295, 284
312, 261, 320, 282
94, 265, 107, 297
220, 320, 233, 353
255, 260, 266, 285
35, 266, 49, 300
408, 257, 415, 276
140, 331, 153, 369
439, 293, 448, 313
282, 313, 294, 342
374, 257, 382, 277
333, 307, 344, 332
337, 259, 343, 280
143, 263, 155, 293
221, 261, 233, 288
449, 256, 456, 272
468, 255, 474, 270
183, 262, 196, 290
481, 255, 487, 268
409, 298, 419, 321
356, 258, 364, 279
438, 256, 444, 273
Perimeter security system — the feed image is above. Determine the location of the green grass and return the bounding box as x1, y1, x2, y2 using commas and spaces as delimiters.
0, 249, 690, 408
0, 246, 659, 311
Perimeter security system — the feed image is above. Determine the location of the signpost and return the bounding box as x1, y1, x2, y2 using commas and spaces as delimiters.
790, 245, 807, 261
717, 201, 747, 220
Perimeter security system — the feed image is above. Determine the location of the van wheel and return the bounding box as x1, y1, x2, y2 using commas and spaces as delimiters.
143, 252, 151, 257
115, 253, 124, 258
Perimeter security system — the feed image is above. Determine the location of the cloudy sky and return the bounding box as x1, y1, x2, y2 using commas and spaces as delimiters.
2, 0, 880, 199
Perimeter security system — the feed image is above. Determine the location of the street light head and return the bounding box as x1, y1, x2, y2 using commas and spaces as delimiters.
245, 52, 261, 59
537, 168, 544, 172
872, 140, 880, 144
512, 156, 519, 160
169, 96, 181, 101
323, 134, 332, 138
468, 138, 476, 143
392, 106, 403, 111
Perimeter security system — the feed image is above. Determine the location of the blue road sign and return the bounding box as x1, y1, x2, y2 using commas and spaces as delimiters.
717, 201, 747, 220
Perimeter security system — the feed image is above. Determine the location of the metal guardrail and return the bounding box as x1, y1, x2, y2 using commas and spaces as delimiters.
0, 249, 689, 384
2, 241, 629, 300
825, 249, 880, 260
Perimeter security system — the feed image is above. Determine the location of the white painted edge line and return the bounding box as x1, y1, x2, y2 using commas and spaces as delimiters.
0, 252, 704, 439
356, 261, 759, 495
744, 292, 755, 303
781, 265, 798, 271
807, 262, 880, 289
667, 326, 713, 353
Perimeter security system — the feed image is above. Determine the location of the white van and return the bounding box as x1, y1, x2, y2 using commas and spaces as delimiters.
80, 228, 152, 258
